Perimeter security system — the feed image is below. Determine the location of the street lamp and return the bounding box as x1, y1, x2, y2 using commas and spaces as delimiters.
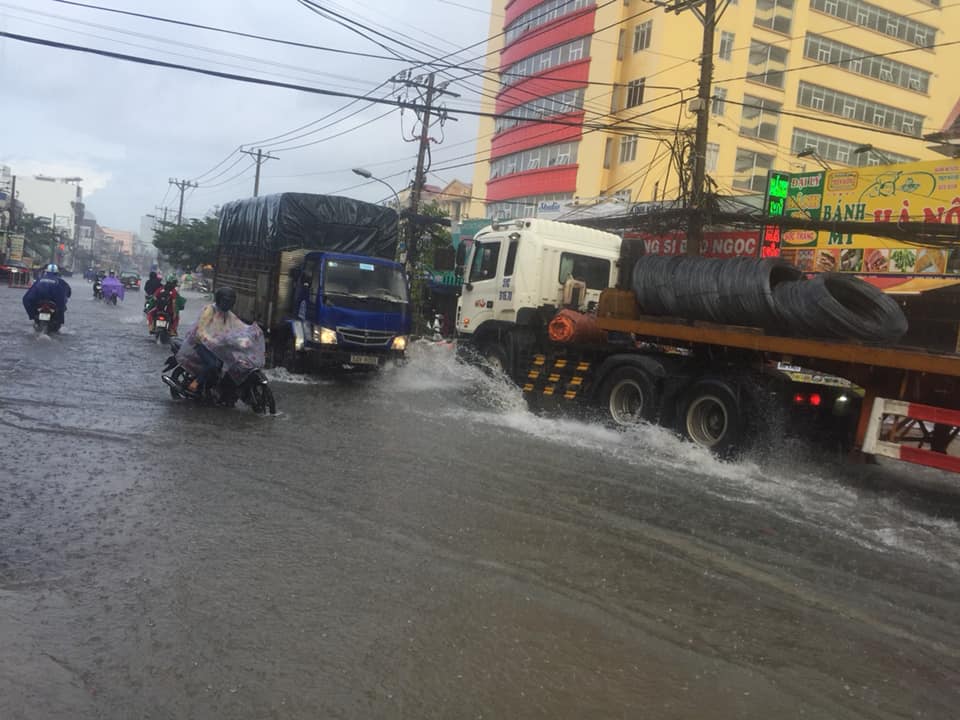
797, 147, 832, 170
853, 144, 894, 166
352, 168, 402, 211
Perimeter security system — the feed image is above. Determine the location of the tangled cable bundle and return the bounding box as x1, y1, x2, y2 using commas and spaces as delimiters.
631, 256, 908, 343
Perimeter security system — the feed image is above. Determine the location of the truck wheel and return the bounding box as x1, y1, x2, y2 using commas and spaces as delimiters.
601, 366, 658, 426
680, 380, 744, 458
481, 342, 508, 375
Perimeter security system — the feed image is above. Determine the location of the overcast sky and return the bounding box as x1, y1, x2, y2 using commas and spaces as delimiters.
0, 0, 493, 230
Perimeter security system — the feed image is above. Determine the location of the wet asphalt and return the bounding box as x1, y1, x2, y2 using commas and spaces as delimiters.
1, 282, 959, 719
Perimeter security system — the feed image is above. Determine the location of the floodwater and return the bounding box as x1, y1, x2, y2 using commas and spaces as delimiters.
1, 283, 959, 719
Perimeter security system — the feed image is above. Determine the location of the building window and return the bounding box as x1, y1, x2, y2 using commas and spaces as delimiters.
500, 38, 592, 88
809, 0, 936, 48
797, 81, 926, 134
626, 78, 646, 108
754, 0, 794, 34
617, 29, 626, 60
790, 128, 915, 167
603, 137, 614, 169
718, 31, 735, 60
619, 135, 638, 163
803, 34, 930, 93
489, 141, 580, 179
711, 87, 727, 115
733, 149, 774, 192
486, 193, 575, 221
504, 0, 596, 44
494, 89, 586, 133
706, 142, 720, 173
739, 95, 781, 141
633, 20, 652, 52
747, 40, 788, 89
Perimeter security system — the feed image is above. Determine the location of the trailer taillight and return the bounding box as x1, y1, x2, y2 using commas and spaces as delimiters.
793, 392, 823, 407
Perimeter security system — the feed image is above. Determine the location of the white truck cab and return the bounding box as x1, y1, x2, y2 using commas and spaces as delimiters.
457, 218, 623, 371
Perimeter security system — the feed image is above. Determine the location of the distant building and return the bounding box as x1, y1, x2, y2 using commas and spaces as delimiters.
396, 179, 473, 227
100, 227, 137, 257
14, 174, 83, 242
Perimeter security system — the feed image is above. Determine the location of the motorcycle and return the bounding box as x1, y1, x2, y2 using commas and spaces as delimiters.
104, 289, 119, 306
161, 336, 276, 415
151, 308, 172, 344
34, 300, 61, 334
93, 278, 103, 300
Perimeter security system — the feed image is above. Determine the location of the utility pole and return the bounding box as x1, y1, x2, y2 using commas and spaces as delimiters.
391, 70, 459, 334
168, 178, 198, 226
657, 0, 724, 256
240, 148, 278, 197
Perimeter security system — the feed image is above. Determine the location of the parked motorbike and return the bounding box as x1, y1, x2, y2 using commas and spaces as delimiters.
161, 338, 276, 415
34, 300, 61, 334
93, 278, 103, 300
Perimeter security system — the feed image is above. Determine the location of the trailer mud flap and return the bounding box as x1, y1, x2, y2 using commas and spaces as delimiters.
523, 354, 592, 401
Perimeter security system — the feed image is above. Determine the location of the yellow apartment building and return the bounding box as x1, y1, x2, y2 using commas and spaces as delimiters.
469, 0, 960, 220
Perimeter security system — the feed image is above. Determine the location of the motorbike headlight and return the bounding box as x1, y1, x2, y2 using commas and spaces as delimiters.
312, 326, 338, 345
391, 335, 408, 351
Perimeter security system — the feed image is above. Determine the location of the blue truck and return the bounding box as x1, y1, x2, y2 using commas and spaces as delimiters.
214, 193, 411, 372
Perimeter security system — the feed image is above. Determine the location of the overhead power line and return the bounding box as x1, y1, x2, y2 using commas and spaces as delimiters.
0, 30, 670, 133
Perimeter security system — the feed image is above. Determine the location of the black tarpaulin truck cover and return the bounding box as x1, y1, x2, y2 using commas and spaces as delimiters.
217, 193, 399, 259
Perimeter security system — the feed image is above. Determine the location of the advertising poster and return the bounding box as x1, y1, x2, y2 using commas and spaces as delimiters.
780, 159, 960, 275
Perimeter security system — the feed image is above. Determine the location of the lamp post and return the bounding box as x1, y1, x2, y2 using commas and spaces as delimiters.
352, 168, 401, 214
797, 148, 832, 170
853, 144, 894, 166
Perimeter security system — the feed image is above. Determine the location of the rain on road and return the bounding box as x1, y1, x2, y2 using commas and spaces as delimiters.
1, 284, 959, 719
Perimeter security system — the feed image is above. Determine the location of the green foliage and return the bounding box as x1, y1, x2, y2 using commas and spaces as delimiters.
153, 214, 219, 270
413, 201, 452, 269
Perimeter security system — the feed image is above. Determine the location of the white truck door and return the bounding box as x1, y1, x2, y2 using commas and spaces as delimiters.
458, 237, 502, 335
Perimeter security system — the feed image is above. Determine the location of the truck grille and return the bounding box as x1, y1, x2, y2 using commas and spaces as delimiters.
336, 326, 394, 347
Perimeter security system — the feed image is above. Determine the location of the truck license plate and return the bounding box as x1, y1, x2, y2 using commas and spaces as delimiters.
349, 354, 379, 365
38, 312, 51, 321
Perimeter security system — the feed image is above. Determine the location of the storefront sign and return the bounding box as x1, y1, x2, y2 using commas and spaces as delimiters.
782, 159, 960, 275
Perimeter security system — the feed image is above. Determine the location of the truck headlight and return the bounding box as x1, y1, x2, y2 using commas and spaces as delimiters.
312, 326, 338, 345
391, 335, 408, 351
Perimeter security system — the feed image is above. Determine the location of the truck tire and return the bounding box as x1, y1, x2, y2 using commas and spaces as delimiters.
481, 341, 508, 375
680, 379, 745, 458
601, 366, 658, 426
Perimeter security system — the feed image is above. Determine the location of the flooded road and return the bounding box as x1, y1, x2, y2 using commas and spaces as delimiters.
1, 283, 959, 719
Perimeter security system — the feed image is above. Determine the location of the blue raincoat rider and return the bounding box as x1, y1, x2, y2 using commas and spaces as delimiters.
22, 264, 72, 324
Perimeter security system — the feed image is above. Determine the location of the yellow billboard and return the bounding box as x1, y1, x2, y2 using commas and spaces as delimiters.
781, 159, 960, 275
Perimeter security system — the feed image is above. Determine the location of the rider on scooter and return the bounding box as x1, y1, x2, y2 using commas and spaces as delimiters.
101, 270, 125, 304
183, 286, 239, 394
22, 264, 71, 325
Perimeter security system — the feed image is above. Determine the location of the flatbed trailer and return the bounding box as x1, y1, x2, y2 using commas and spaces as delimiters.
523, 289, 960, 472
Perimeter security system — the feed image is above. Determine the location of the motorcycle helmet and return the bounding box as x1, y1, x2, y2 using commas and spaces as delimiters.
108, 269, 116, 276
214, 286, 237, 313
165, 273, 178, 285
45, 263, 59, 275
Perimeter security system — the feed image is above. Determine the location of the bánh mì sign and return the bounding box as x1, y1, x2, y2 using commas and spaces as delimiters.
782, 159, 960, 275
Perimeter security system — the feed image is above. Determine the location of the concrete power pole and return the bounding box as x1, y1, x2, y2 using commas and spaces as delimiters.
168, 178, 199, 226
659, 0, 724, 256
240, 148, 278, 197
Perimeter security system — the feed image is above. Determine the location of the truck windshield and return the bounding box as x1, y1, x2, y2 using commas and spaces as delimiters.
323, 259, 408, 307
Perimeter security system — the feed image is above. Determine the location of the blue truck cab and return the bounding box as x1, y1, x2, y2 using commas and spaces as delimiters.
215, 192, 409, 374
292, 251, 411, 368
